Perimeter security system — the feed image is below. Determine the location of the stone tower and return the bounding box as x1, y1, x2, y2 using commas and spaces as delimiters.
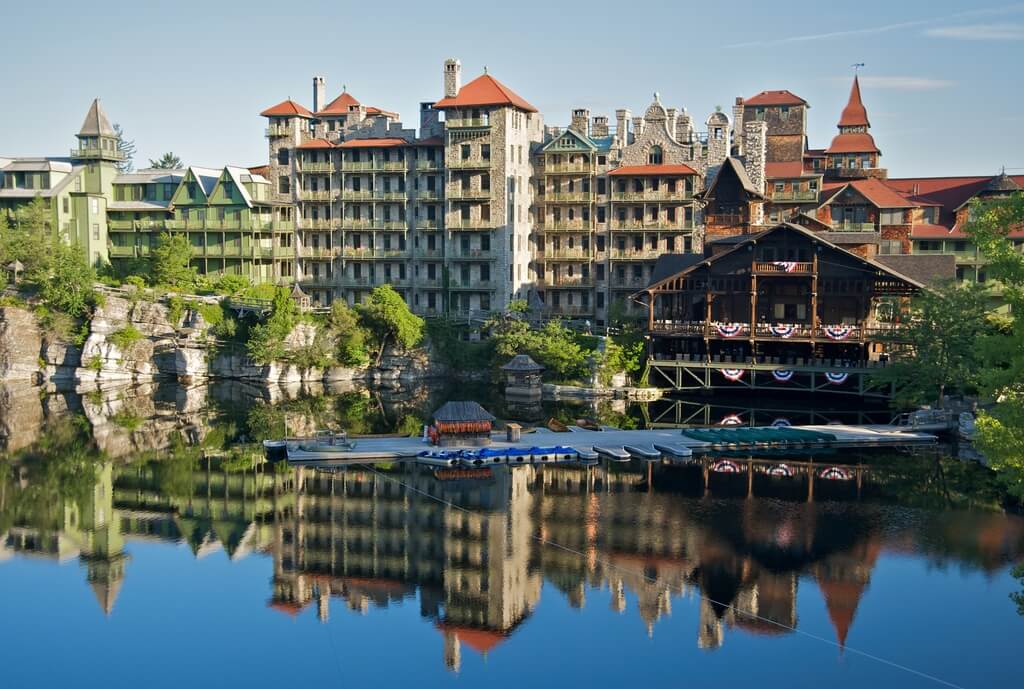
312, 76, 326, 114
705, 110, 730, 168
443, 58, 462, 99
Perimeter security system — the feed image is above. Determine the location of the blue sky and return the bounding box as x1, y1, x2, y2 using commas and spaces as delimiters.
2, 0, 1022, 177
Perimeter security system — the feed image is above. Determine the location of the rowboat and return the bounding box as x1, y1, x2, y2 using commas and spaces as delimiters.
547, 418, 570, 433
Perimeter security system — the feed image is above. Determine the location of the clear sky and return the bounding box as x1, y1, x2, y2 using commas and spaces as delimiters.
2, 0, 1022, 178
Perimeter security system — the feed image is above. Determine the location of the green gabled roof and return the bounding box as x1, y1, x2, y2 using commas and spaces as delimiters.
542, 127, 597, 153
208, 167, 255, 208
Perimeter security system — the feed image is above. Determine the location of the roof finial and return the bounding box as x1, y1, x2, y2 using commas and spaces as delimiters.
851, 62, 865, 73
483, 65, 488, 75
342, 83, 347, 92
654, 91, 661, 102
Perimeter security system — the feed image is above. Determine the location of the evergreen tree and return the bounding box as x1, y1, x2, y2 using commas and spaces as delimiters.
149, 152, 183, 169
150, 232, 195, 289
113, 123, 135, 174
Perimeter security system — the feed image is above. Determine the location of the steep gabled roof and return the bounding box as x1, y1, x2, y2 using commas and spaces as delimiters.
743, 90, 807, 107
701, 157, 764, 199
608, 164, 698, 176
260, 99, 313, 118
838, 76, 870, 128
820, 178, 914, 209
541, 127, 597, 153
434, 73, 537, 112
316, 91, 359, 116
825, 132, 879, 154
78, 99, 116, 137
885, 174, 1024, 224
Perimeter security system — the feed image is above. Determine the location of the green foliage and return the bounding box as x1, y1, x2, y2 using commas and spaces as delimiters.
2, 197, 54, 282
214, 273, 250, 296
39, 243, 97, 317
150, 232, 196, 290
1011, 564, 1024, 616
194, 301, 225, 327
975, 392, 1024, 501
34, 306, 88, 346
600, 325, 646, 385
486, 315, 589, 382
125, 275, 146, 291
507, 299, 529, 313
86, 354, 103, 372
149, 152, 183, 169
426, 318, 493, 370
869, 282, 992, 406
108, 325, 143, 354
246, 287, 299, 364
289, 333, 335, 370
241, 282, 279, 301
113, 123, 135, 173
357, 285, 424, 363
167, 296, 185, 325
326, 300, 369, 366
608, 297, 643, 328
110, 409, 143, 431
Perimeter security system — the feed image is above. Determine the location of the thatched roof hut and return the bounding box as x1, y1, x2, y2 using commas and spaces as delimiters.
432, 401, 495, 438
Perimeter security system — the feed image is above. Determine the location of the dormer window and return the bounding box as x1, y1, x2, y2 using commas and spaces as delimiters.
648, 145, 663, 165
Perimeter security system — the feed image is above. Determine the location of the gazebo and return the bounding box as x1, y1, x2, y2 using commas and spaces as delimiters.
5, 259, 24, 285
501, 354, 544, 400
290, 284, 311, 311
431, 401, 496, 447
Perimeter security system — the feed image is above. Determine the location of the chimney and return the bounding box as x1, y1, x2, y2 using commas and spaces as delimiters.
744, 120, 768, 226
632, 116, 645, 137
570, 108, 590, 136
443, 58, 462, 99
676, 108, 693, 143
312, 76, 326, 114
592, 116, 609, 137
732, 97, 745, 156
665, 108, 677, 139
615, 109, 631, 144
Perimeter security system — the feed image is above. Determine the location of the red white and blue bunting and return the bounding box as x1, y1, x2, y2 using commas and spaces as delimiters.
770, 324, 797, 338
721, 368, 745, 382
716, 323, 745, 338
818, 466, 853, 481
824, 325, 854, 341
772, 369, 794, 382
720, 413, 743, 426
768, 463, 794, 477
772, 261, 799, 272
712, 459, 742, 473
825, 371, 849, 385
771, 418, 792, 428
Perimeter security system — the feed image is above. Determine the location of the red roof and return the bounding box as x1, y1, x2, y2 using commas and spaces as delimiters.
260, 99, 312, 118
743, 90, 807, 106
804, 148, 826, 158
822, 178, 914, 208
296, 138, 334, 150
825, 132, 879, 154
911, 223, 1024, 239
434, 73, 537, 112
887, 174, 1024, 226
608, 164, 698, 177
267, 600, 307, 616
765, 161, 813, 179
436, 623, 508, 654
248, 165, 270, 178
365, 106, 399, 118
316, 91, 360, 116
838, 76, 870, 128
412, 136, 444, 146
336, 137, 408, 148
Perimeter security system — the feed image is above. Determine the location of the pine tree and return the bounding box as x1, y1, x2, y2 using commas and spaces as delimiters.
113, 123, 135, 173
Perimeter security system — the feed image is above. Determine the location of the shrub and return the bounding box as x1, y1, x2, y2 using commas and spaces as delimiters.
215, 274, 250, 296
167, 296, 185, 325
125, 275, 147, 291
86, 354, 103, 372
109, 325, 143, 353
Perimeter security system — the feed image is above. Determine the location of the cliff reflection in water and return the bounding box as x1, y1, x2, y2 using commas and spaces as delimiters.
2, 381, 1023, 672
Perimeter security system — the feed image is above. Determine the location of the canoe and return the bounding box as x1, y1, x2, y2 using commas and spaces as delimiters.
653, 442, 693, 458
547, 418, 570, 433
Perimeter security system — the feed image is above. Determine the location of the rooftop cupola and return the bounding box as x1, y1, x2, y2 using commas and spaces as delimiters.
72, 99, 123, 162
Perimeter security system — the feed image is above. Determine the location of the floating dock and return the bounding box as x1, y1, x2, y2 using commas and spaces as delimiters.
279, 423, 937, 465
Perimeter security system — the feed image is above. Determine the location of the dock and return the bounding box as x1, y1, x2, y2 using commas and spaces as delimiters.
281, 423, 937, 465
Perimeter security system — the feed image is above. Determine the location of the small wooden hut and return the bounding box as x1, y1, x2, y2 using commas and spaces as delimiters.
431, 401, 496, 447
501, 354, 544, 400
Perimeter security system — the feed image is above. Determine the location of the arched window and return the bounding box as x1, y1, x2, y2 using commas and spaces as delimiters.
648, 145, 663, 165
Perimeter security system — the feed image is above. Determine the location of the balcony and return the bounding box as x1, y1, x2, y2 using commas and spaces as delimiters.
547, 305, 595, 316
830, 221, 876, 232
610, 249, 663, 260
544, 277, 594, 288
341, 247, 374, 259
298, 162, 334, 174
108, 245, 138, 258
609, 220, 695, 231
70, 147, 125, 161
446, 218, 493, 230
298, 190, 333, 202
543, 192, 593, 203
446, 187, 491, 200
375, 248, 411, 259
340, 275, 375, 287
770, 190, 818, 202
448, 158, 492, 170
611, 276, 649, 289
449, 279, 495, 290
702, 214, 746, 227
544, 163, 592, 175
752, 261, 813, 275
300, 218, 334, 230
415, 219, 443, 229
414, 247, 444, 259
340, 189, 374, 201
343, 161, 408, 173
610, 190, 693, 202
446, 118, 490, 129
449, 249, 497, 260
265, 125, 291, 137
829, 167, 882, 179
299, 246, 339, 259
377, 191, 408, 202
415, 160, 442, 171
416, 190, 442, 201
543, 249, 592, 260
416, 278, 445, 288
540, 221, 589, 232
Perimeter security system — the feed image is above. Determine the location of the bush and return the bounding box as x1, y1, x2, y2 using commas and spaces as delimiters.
215, 274, 250, 296
109, 325, 143, 353
246, 287, 298, 364
167, 296, 185, 325
86, 354, 103, 372
125, 275, 146, 291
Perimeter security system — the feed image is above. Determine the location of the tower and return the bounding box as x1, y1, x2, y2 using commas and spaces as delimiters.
312, 76, 326, 114
443, 58, 462, 98
70, 98, 120, 265
825, 76, 884, 179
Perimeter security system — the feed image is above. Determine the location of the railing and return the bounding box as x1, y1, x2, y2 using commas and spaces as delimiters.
298, 247, 338, 259
610, 190, 693, 202
449, 249, 497, 260
340, 276, 374, 287
703, 214, 746, 226
415, 219, 443, 229
340, 190, 374, 201
448, 158, 491, 169
449, 280, 495, 290
298, 162, 334, 173
547, 305, 595, 316
265, 125, 291, 137
544, 278, 594, 288
609, 220, 695, 231
414, 248, 444, 259
446, 187, 491, 200
649, 320, 911, 342
540, 221, 588, 232
339, 190, 407, 202
338, 219, 407, 230
830, 221, 876, 232
770, 190, 818, 201
544, 163, 591, 174
544, 192, 593, 203
611, 277, 649, 289
71, 147, 124, 160
342, 161, 408, 172
446, 218, 493, 230
446, 118, 490, 128
298, 190, 333, 202
416, 190, 442, 201
752, 261, 813, 274
108, 245, 137, 257
610, 249, 663, 260
300, 218, 334, 230
417, 278, 445, 288
542, 249, 591, 260
415, 160, 442, 171
829, 167, 883, 179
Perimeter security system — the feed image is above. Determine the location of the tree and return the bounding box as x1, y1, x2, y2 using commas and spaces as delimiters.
149, 152, 183, 169
870, 282, 992, 407
963, 191, 1024, 499
150, 232, 195, 289
113, 123, 135, 174
246, 287, 299, 364
357, 285, 424, 365
39, 243, 96, 317
3, 197, 55, 282
327, 300, 369, 366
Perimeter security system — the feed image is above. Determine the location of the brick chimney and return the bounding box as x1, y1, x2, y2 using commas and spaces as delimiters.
591, 116, 609, 137
443, 58, 462, 99
570, 108, 590, 136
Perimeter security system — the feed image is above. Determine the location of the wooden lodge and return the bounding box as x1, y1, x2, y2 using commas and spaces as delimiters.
633, 222, 925, 397
431, 401, 496, 446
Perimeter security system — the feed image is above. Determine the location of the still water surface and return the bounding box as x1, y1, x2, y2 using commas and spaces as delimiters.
1, 381, 1021, 688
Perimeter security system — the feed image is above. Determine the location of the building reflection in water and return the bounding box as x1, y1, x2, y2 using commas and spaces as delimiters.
3, 452, 1024, 670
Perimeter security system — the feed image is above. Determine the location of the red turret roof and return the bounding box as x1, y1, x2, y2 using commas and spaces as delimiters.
316, 91, 360, 116
436, 623, 508, 654
743, 90, 807, 106
825, 132, 880, 154
260, 99, 312, 118
608, 164, 698, 176
838, 76, 870, 128
434, 73, 537, 112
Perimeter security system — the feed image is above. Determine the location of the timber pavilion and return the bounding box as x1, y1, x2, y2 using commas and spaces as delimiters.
634, 223, 925, 397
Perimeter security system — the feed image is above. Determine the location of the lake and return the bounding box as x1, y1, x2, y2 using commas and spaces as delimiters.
1, 381, 1021, 689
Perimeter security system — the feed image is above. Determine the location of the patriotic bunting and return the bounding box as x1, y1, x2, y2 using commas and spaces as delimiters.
716, 323, 745, 338
721, 368, 745, 382
825, 371, 849, 385
818, 466, 853, 481
771, 418, 792, 427
772, 261, 799, 272
720, 413, 743, 426
712, 459, 742, 473
770, 323, 797, 338
772, 369, 794, 382
768, 463, 794, 477
824, 325, 853, 341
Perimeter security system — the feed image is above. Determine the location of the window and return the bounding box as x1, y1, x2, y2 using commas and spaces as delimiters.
598, 155, 606, 166
481, 144, 490, 160
279, 176, 290, 194
92, 223, 100, 240
278, 148, 289, 165
954, 240, 968, 252
648, 146, 663, 165
461, 144, 470, 160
